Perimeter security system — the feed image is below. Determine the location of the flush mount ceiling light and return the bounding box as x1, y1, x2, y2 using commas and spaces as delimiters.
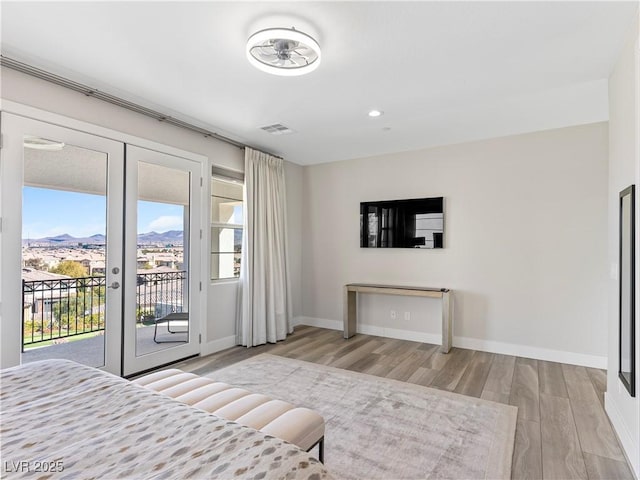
368, 110, 384, 118
23, 135, 65, 151
246, 27, 321, 76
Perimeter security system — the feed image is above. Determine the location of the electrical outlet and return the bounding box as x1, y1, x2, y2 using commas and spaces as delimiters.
390, 310, 397, 320
404, 311, 410, 321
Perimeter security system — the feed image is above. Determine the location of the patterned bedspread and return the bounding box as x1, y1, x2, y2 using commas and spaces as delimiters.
0, 359, 332, 479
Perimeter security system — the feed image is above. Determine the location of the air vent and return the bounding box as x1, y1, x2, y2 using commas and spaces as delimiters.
259, 123, 296, 135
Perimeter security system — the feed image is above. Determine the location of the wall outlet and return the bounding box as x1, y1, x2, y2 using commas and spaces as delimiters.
390, 310, 397, 320
404, 311, 410, 321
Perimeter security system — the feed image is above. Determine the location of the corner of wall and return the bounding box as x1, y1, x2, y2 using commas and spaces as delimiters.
606, 8, 640, 478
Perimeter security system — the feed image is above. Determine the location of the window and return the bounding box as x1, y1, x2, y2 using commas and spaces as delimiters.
210, 175, 243, 280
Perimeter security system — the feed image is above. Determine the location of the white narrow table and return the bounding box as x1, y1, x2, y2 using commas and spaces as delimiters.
343, 283, 452, 353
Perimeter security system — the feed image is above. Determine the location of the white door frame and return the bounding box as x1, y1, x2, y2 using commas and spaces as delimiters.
123, 145, 202, 375
0, 112, 124, 373
0, 101, 208, 374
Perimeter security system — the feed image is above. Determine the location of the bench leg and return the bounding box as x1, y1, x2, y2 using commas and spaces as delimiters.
307, 436, 324, 464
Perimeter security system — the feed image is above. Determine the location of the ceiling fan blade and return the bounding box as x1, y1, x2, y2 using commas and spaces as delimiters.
251, 45, 274, 56
289, 56, 308, 67
291, 52, 310, 64
257, 53, 279, 61
292, 51, 314, 62
293, 46, 314, 55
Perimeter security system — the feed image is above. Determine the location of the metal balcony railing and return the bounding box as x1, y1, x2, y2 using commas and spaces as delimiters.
22, 271, 187, 350
135, 270, 187, 324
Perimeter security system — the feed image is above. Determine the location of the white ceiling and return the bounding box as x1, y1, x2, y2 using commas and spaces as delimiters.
1, 1, 638, 165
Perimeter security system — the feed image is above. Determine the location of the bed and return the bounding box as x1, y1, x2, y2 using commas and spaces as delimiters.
0, 359, 331, 479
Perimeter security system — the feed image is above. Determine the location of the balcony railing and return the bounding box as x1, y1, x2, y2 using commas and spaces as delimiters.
136, 271, 187, 322
22, 271, 187, 351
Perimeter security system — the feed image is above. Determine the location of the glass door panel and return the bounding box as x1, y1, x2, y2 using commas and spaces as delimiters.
22, 142, 109, 368
135, 163, 190, 355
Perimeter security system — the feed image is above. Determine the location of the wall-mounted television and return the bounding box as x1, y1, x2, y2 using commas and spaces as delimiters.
360, 197, 444, 248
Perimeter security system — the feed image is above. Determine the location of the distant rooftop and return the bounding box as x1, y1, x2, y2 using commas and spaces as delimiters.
21, 268, 71, 281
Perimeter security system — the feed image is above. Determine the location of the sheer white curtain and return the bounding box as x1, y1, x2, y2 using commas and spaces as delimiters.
236, 148, 293, 346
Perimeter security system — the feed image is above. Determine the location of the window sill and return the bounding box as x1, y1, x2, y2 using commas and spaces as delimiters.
210, 278, 240, 286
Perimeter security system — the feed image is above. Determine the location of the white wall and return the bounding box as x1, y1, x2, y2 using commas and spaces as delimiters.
605, 11, 640, 477
285, 161, 304, 318
299, 122, 609, 367
0, 67, 302, 354
0, 68, 245, 172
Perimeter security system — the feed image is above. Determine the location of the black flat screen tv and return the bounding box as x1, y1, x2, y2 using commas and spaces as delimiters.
360, 197, 444, 248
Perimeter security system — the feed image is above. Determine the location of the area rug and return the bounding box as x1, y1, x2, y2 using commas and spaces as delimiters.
208, 354, 517, 480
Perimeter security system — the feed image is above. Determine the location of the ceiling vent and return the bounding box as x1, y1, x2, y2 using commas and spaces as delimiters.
260, 123, 295, 135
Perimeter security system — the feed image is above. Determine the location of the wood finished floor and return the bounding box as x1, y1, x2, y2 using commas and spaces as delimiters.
172, 325, 634, 480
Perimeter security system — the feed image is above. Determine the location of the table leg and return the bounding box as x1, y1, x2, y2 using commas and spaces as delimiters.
344, 288, 357, 339
441, 291, 452, 353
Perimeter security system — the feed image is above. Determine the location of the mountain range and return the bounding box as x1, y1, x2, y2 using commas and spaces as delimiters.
23, 230, 184, 246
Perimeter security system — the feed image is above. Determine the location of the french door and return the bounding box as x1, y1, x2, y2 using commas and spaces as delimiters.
0, 113, 201, 376
122, 145, 201, 376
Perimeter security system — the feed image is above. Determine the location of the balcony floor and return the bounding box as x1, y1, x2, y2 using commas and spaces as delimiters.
22, 325, 188, 368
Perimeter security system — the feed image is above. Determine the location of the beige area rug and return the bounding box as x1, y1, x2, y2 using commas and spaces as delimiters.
209, 354, 517, 480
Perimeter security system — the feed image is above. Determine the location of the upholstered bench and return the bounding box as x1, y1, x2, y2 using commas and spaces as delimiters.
133, 368, 325, 462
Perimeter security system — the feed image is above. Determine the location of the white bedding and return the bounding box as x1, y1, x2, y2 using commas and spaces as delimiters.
0, 359, 331, 479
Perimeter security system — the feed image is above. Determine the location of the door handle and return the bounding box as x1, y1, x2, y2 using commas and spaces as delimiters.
108, 282, 120, 290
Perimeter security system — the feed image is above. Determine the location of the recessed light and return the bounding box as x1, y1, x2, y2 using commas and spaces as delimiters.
368, 110, 383, 117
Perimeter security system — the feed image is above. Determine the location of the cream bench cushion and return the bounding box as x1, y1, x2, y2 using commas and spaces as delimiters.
133, 368, 325, 461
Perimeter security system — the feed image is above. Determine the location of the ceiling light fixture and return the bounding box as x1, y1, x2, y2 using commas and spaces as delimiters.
368, 110, 383, 118
23, 135, 65, 151
246, 27, 321, 76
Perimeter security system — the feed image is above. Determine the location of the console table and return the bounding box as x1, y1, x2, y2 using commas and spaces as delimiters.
343, 283, 452, 353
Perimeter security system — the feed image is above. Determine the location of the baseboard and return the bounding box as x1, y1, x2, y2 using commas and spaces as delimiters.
200, 335, 236, 356
293, 316, 342, 331
453, 336, 607, 369
605, 393, 640, 478
293, 316, 607, 368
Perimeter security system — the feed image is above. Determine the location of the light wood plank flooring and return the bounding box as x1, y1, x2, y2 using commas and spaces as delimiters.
171, 326, 634, 480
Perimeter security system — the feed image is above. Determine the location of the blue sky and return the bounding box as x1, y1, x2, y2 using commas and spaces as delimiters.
23, 187, 184, 239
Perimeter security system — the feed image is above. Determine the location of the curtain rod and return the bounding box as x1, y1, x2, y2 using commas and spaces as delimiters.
1, 55, 283, 160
